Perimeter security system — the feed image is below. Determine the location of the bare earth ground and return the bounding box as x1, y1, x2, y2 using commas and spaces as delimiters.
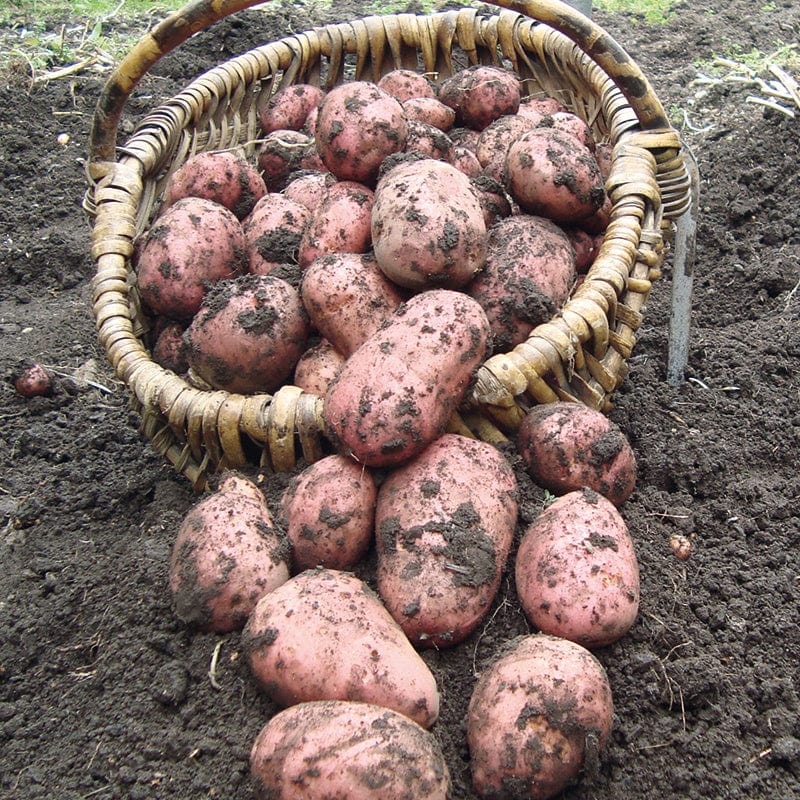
1, 1, 799, 798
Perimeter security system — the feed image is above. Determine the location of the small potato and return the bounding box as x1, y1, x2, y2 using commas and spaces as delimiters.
135, 197, 247, 320
282, 169, 336, 213
250, 701, 451, 800
323, 290, 491, 467
12, 361, 54, 397
517, 401, 637, 506
376, 434, 518, 648
515, 488, 640, 648
169, 473, 290, 632
471, 174, 512, 229
438, 66, 521, 131
402, 96, 456, 131
244, 194, 310, 275
475, 114, 538, 182
258, 130, 323, 191
259, 83, 325, 134
537, 110, 597, 152
298, 181, 374, 269
404, 120, 454, 161
467, 214, 576, 352
165, 151, 267, 220
517, 95, 568, 120
282, 455, 376, 570
564, 226, 602, 273
292, 339, 346, 396
301, 252, 404, 357
315, 81, 408, 184
243, 568, 441, 728
151, 320, 189, 374
505, 127, 606, 223
449, 145, 483, 178
468, 634, 613, 800
185, 274, 310, 394
372, 158, 487, 291
378, 69, 436, 101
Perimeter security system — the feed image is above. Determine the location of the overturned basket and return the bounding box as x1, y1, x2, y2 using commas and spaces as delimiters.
85, 0, 691, 487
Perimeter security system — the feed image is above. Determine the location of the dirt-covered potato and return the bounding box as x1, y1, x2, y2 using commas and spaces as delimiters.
371, 158, 487, 291
438, 65, 522, 131
164, 151, 267, 219
281, 455, 376, 571
250, 700, 451, 800
168, 473, 290, 632
515, 487, 640, 647
292, 338, 346, 397
243, 568, 440, 728
323, 290, 491, 467
467, 634, 614, 799
282, 169, 335, 213
258, 130, 323, 191
135, 197, 247, 320
378, 69, 436, 101
243, 194, 310, 275
259, 83, 325, 134
402, 96, 457, 131
151, 320, 189, 374
517, 401, 637, 506
184, 274, 310, 394
475, 114, 538, 182
315, 81, 408, 184
375, 434, 518, 648
403, 120, 454, 161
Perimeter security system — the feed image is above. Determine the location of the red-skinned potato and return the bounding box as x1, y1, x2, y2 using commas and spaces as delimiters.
471, 174, 512, 229
184, 274, 310, 394
564, 226, 602, 273
378, 69, 436, 101
505, 127, 606, 223
402, 96, 456, 131
323, 290, 491, 467
282, 455, 376, 571
151, 320, 189, 374
258, 130, 323, 191
467, 634, 613, 800
449, 145, 483, 178
292, 338, 346, 396
164, 151, 266, 219
376, 434, 518, 648
250, 701, 451, 800
135, 197, 246, 320
515, 487, 640, 648
403, 120, 454, 161
243, 568, 441, 728
301, 252, 404, 357
259, 83, 325, 133
517, 95, 568, 119
169, 473, 290, 632
315, 81, 408, 184
244, 194, 310, 275
475, 113, 538, 182
298, 181, 374, 269
372, 158, 487, 291
537, 110, 597, 152
517, 401, 637, 506
282, 169, 335, 213
467, 214, 576, 352
13, 361, 54, 397
438, 65, 521, 131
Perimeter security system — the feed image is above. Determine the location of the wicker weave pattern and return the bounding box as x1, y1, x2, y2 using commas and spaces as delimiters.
85, 0, 690, 487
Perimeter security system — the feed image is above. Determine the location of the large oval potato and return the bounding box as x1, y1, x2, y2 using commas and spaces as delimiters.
169, 473, 290, 632
323, 290, 491, 467
242, 568, 440, 728
371, 159, 487, 291
250, 700, 451, 800
517, 401, 637, 506
376, 434, 518, 648
468, 634, 613, 799
516, 487, 640, 648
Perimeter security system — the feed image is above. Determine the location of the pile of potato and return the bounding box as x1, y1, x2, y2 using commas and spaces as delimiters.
137, 65, 644, 799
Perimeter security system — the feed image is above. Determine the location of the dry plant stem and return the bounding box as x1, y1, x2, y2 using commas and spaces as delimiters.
208, 641, 224, 690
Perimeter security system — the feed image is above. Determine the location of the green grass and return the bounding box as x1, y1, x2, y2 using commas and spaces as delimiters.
1, 0, 176, 26
593, 0, 675, 24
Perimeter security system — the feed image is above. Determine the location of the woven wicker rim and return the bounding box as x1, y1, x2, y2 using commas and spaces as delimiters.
85, 0, 690, 487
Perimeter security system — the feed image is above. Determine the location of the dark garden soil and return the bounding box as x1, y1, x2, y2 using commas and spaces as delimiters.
1, 0, 799, 798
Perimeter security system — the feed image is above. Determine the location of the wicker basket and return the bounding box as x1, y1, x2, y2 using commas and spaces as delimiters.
85, 0, 691, 488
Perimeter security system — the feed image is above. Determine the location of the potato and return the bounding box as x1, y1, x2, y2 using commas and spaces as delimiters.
282, 455, 376, 571
467, 214, 576, 352
517, 95, 568, 120
292, 338, 346, 396
404, 120, 454, 161
323, 290, 491, 467
151, 320, 189, 374
298, 180, 374, 269
471, 174, 512, 229
438, 65, 522, 131
517, 402, 637, 506
315, 81, 408, 184
301, 252, 404, 357
12, 361, 53, 398
250, 700, 451, 800
564, 226, 602, 273
184, 274, 310, 394
467, 634, 613, 800
258, 130, 323, 191
402, 96, 456, 131
449, 145, 483, 178
371, 159, 487, 291
259, 83, 325, 134
448, 126, 481, 152
135, 197, 247, 320
515, 488, 640, 648
594, 140, 613, 181
376, 434, 518, 648
537, 110, 597, 152
243, 194, 310, 275
169, 473, 290, 632
505, 128, 606, 223
475, 114, 538, 182
282, 169, 335, 213
243, 568, 441, 728
378, 69, 436, 101
164, 151, 267, 220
